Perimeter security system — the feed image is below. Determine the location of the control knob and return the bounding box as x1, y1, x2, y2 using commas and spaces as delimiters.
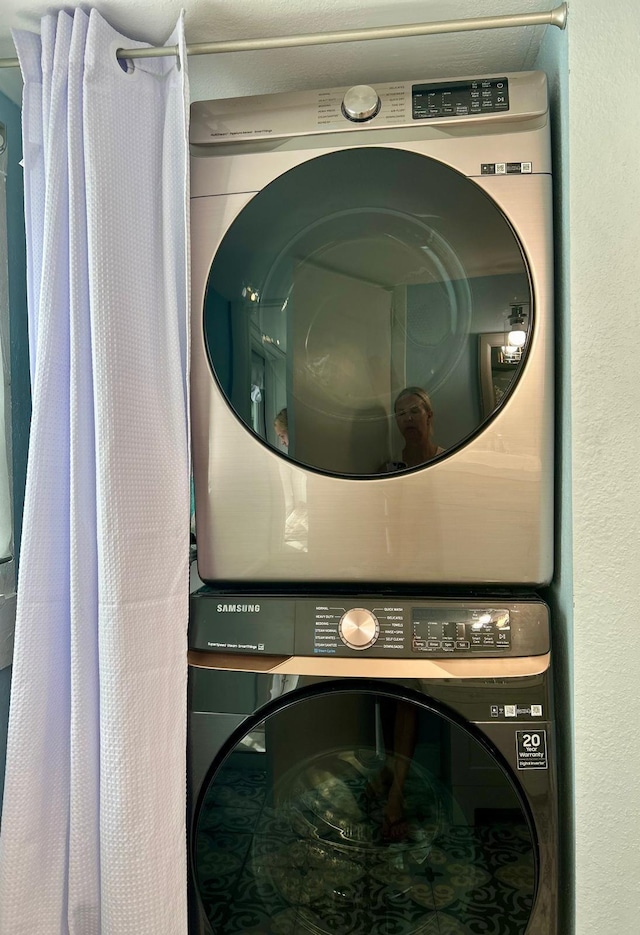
342, 85, 381, 122
339, 608, 380, 650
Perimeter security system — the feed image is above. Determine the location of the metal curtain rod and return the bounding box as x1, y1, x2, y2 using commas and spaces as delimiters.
0, 3, 567, 69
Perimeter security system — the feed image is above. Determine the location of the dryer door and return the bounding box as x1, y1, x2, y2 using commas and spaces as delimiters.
191, 685, 540, 935
201, 147, 533, 477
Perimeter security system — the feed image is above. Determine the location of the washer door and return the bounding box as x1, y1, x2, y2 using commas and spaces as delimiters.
192, 686, 538, 935
202, 147, 532, 477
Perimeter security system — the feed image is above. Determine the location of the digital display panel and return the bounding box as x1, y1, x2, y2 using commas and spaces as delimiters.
412, 78, 509, 120
412, 608, 511, 653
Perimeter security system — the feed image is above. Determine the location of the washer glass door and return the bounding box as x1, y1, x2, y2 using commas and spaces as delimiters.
202, 147, 533, 476
192, 687, 537, 935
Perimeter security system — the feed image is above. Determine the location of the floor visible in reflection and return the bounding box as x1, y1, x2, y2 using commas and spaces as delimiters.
194, 761, 534, 935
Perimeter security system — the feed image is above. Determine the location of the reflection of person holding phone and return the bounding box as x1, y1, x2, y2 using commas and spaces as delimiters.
381, 387, 444, 472
274, 408, 289, 450
273, 407, 308, 551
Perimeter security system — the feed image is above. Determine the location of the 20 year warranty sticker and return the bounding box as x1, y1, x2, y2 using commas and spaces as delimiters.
516, 730, 548, 770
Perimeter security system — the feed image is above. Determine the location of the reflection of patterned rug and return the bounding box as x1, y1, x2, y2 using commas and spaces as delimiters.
194, 758, 535, 935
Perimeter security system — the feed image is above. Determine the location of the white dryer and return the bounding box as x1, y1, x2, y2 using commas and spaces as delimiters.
190, 71, 554, 587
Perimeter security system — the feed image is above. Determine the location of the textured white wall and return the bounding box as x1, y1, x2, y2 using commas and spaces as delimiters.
0, 0, 554, 105
568, 2, 640, 932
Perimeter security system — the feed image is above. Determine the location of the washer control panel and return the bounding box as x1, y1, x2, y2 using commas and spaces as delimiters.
313, 602, 510, 656
189, 590, 549, 658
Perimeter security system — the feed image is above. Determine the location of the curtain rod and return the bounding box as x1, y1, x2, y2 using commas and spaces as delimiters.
0, 3, 567, 69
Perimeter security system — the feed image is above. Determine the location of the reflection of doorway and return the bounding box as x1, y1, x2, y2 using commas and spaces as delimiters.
449, 726, 520, 824
250, 350, 266, 438
478, 332, 522, 418
249, 316, 288, 449
292, 262, 392, 474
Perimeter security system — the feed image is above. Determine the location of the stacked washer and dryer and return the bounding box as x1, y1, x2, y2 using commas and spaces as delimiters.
188, 71, 557, 935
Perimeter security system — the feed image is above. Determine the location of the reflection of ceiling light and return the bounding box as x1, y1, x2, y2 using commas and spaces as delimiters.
242, 285, 260, 303
501, 345, 523, 363
508, 304, 527, 347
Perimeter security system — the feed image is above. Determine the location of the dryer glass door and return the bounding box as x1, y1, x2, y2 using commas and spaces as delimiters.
202, 147, 533, 477
192, 687, 538, 935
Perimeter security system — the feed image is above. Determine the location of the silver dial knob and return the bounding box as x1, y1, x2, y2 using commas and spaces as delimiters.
339, 608, 380, 650
342, 85, 381, 122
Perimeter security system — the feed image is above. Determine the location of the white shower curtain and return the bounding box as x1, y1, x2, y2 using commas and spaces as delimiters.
0, 10, 190, 934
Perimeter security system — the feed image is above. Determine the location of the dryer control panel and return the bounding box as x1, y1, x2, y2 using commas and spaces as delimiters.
190, 70, 546, 146
189, 590, 549, 658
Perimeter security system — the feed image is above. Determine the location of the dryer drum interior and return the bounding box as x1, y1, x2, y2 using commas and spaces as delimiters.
192, 687, 541, 935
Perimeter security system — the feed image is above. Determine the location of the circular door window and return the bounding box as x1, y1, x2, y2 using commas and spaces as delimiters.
193, 687, 537, 935
203, 147, 532, 477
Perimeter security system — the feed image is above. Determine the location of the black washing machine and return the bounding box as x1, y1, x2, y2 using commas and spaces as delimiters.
188, 592, 557, 935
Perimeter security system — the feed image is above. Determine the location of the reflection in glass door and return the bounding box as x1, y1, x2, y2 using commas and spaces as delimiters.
0, 125, 13, 561
193, 690, 536, 935
203, 148, 533, 478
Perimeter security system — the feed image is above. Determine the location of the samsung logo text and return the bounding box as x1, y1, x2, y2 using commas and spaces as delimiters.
216, 603, 261, 613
